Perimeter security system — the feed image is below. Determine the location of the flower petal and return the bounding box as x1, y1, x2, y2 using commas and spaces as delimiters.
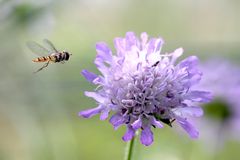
84, 91, 105, 103
114, 37, 125, 56
131, 117, 142, 130
109, 114, 125, 130
96, 42, 112, 62
176, 117, 199, 138
140, 126, 153, 146
173, 106, 204, 117
146, 38, 164, 64
140, 32, 148, 48
154, 38, 164, 54
122, 126, 135, 141
100, 109, 109, 120
186, 91, 213, 103
179, 56, 203, 85
171, 48, 183, 64
147, 38, 156, 55
179, 56, 199, 69
79, 105, 103, 118
95, 59, 108, 75
81, 70, 98, 83
125, 32, 138, 50
151, 117, 164, 128
94, 42, 113, 75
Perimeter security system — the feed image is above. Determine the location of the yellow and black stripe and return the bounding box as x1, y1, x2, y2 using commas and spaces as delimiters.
32, 52, 70, 63
32, 56, 55, 62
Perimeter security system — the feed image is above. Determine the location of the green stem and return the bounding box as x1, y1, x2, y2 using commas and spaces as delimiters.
124, 136, 136, 160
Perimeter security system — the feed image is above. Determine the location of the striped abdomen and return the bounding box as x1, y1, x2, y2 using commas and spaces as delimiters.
32, 52, 70, 63
32, 56, 55, 62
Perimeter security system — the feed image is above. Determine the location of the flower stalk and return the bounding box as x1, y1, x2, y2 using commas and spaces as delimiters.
125, 132, 137, 160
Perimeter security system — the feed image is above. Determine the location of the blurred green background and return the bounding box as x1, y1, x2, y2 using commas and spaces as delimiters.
0, 0, 240, 160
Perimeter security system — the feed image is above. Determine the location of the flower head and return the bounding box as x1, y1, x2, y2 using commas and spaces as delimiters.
79, 32, 212, 146
198, 59, 240, 142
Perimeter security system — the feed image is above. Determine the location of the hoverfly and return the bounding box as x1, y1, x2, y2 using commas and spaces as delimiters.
153, 113, 176, 127
27, 39, 72, 73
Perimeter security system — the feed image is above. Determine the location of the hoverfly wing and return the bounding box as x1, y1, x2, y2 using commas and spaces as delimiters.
26, 41, 51, 56
43, 39, 59, 53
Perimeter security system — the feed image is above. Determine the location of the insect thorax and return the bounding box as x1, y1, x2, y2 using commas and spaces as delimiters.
53, 51, 70, 62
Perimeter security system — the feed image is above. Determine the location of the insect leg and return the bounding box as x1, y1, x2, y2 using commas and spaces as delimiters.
33, 61, 50, 73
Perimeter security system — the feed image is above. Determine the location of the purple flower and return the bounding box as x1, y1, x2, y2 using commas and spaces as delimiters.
197, 59, 240, 143
79, 32, 212, 146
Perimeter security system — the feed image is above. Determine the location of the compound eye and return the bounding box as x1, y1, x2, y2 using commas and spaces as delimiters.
65, 52, 70, 60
